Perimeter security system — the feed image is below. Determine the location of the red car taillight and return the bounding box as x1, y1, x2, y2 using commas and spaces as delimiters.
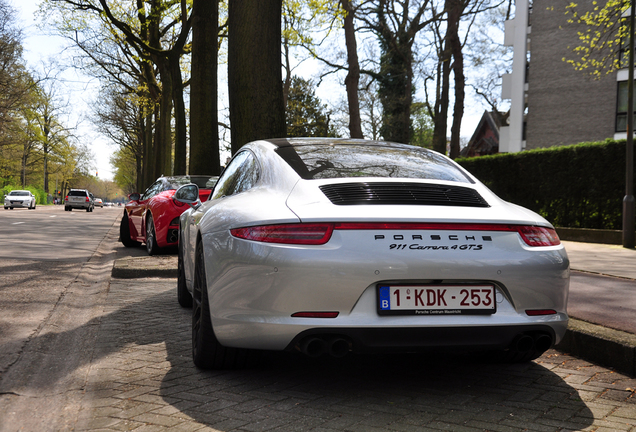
64, 196, 68, 201
230, 223, 335, 245
230, 223, 560, 247
86, 197, 90, 202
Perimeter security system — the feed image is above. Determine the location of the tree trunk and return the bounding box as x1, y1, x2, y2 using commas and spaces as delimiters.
432, 25, 451, 155
142, 104, 154, 191
448, 0, 465, 159
153, 57, 173, 179
341, 0, 363, 139
228, 0, 286, 153
282, 14, 292, 107
189, 0, 220, 175
171, 52, 187, 175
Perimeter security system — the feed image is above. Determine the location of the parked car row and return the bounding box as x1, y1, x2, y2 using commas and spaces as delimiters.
121, 138, 571, 371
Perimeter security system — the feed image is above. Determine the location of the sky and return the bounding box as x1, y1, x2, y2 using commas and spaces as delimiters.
13, 0, 486, 185
14, 0, 114, 181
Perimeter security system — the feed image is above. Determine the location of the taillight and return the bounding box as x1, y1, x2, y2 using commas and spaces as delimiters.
526, 309, 557, 316
230, 223, 559, 247
515, 226, 560, 246
291, 312, 339, 318
230, 223, 334, 245
64, 196, 68, 201
86, 196, 89, 202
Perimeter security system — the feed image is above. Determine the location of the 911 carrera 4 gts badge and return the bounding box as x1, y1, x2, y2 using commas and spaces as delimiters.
389, 243, 484, 251
375, 234, 492, 251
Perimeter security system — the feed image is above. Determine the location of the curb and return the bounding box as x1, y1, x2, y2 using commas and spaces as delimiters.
112, 256, 178, 279
556, 318, 636, 377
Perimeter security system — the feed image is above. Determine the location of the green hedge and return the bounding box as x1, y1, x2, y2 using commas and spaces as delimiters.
456, 139, 635, 230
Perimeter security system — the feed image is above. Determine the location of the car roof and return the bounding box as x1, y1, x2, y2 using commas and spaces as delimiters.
261, 137, 416, 151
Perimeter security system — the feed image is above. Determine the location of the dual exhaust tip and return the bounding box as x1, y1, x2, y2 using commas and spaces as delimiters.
299, 336, 351, 358
513, 333, 553, 354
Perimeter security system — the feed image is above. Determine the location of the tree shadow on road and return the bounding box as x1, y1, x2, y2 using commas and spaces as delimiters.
78, 279, 608, 431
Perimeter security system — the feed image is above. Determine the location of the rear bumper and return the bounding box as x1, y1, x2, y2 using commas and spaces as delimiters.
285, 324, 561, 354
67, 202, 91, 209
6, 201, 30, 208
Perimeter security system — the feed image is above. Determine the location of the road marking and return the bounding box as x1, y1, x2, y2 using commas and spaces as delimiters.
50, 215, 56, 218
12, 222, 25, 225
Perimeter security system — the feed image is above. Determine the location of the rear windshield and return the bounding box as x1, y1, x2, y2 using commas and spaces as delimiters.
276, 144, 472, 183
164, 176, 218, 189
68, 190, 88, 196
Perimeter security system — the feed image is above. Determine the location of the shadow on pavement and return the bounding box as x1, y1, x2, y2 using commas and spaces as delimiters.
75, 280, 599, 431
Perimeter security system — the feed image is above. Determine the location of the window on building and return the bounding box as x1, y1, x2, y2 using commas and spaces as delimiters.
616, 81, 636, 132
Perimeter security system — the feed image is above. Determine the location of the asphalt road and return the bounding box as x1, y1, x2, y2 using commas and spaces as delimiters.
0, 205, 122, 430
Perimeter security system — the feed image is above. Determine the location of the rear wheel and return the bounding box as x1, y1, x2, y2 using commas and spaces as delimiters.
145, 215, 160, 255
191, 241, 256, 369
120, 211, 141, 247
177, 236, 193, 308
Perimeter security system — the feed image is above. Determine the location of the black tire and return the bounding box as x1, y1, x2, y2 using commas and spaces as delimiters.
145, 215, 160, 255
86, 206, 91, 212
177, 237, 193, 308
191, 241, 256, 369
120, 211, 141, 247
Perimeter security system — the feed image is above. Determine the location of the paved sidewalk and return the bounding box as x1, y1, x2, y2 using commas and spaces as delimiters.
563, 240, 636, 280
558, 241, 636, 377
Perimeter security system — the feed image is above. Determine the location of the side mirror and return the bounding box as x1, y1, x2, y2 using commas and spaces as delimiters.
129, 193, 141, 201
174, 184, 201, 209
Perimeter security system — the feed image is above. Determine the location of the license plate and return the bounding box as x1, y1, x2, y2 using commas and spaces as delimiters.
377, 285, 496, 315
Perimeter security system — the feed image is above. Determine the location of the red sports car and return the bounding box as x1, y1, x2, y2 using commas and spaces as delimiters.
119, 175, 218, 255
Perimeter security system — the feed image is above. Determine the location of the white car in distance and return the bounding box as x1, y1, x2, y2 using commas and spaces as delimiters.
4, 190, 36, 210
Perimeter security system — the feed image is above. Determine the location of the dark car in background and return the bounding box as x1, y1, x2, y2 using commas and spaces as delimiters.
119, 175, 218, 255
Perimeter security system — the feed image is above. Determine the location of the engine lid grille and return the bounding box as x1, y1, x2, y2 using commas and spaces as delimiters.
319, 182, 490, 207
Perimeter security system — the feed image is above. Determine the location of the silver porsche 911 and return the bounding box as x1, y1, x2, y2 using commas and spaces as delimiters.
175, 138, 569, 369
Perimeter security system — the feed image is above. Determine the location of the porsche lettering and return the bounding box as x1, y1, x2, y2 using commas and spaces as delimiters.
375, 234, 493, 241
